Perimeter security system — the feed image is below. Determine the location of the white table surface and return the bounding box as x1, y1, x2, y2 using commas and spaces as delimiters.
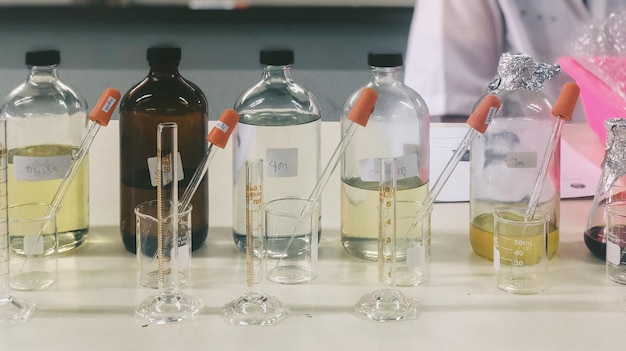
2, 121, 620, 351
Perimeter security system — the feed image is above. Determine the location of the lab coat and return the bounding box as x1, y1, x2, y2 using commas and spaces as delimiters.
405, 0, 625, 121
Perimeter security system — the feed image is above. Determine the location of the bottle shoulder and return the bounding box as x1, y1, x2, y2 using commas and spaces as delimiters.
1, 79, 88, 118
235, 79, 321, 126
341, 81, 430, 124
120, 74, 208, 114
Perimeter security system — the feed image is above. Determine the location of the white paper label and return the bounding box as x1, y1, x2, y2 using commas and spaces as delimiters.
147, 152, 185, 187
359, 153, 419, 182
406, 245, 425, 268
607, 239, 622, 265
493, 245, 501, 272
23, 235, 44, 256
505, 152, 537, 169
13, 155, 72, 181
265, 148, 298, 178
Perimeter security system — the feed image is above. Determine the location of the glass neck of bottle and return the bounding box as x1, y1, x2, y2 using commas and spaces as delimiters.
29, 66, 59, 84
262, 65, 292, 83
371, 66, 402, 85
149, 64, 180, 78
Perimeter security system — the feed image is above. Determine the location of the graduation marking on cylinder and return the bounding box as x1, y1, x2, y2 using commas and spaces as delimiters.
378, 158, 397, 286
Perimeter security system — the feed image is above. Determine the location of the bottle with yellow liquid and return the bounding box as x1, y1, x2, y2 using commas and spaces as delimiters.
340, 53, 430, 261
469, 53, 561, 261
1, 50, 89, 254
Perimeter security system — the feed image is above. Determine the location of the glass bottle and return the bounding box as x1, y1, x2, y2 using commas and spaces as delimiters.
1, 49, 89, 254
119, 46, 209, 254
340, 53, 430, 261
584, 118, 626, 260
469, 53, 561, 261
232, 49, 321, 254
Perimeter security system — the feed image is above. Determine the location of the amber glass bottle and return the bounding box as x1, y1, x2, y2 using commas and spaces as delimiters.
119, 46, 209, 253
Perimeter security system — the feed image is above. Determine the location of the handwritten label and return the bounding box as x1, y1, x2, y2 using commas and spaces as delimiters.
147, 152, 185, 187
265, 148, 298, 178
359, 154, 419, 182
13, 155, 72, 181
505, 152, 537, 169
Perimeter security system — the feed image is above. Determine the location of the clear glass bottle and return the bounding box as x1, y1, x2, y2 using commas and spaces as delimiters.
119, 46, 209, 254
232, 49, 321, 254
340, 53, 430, 261
584, 118, 626, 260
469, 53, 561, 260
1, 49, 89, 254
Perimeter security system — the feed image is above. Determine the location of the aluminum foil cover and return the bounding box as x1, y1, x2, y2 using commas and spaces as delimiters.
604, 118, 626, 180
487, 53, 561, 94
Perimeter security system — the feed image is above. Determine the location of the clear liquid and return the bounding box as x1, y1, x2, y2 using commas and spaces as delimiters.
340, 176, 428, 261
8, 144, 88, 253
232, 116, 320, 251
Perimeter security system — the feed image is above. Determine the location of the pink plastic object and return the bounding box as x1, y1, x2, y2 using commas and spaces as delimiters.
558, 56, 626, 142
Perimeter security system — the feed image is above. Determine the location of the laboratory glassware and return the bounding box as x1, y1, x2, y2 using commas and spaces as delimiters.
493, 206, 549, 294
232, 49, 321, 254
397, 94, 501, 286
138, 109, 239, 289
12, 88, 119, 282
0, 109, 36, 323
223, 159, 288, 325
135, 122, 203, 324
119, 46, 209, 254
606, 200, 626, 284
269, 87, 377, 284
470, 53, 561, 261
585, 118, 626, 259
355, 158, 419, 322
341, 52, 430, 261
9, 203, 58, 291
2, 50, 89, 254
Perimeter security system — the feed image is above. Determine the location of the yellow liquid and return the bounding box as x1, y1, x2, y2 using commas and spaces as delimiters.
470, 212, 559, 261
8, 145, 89, 253
341, 176, 428, 261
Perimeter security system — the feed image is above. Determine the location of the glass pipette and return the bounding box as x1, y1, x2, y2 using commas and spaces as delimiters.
16, 88, 121, 276
178, 109, 239, 211
421, 94, 501, 214
269, 87, 378, 283
525, 82, 580, 220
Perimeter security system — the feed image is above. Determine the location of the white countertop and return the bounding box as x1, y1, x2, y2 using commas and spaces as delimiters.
2, 121, 620, 351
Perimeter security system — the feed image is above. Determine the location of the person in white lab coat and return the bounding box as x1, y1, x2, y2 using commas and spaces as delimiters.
405, 0, 626, 122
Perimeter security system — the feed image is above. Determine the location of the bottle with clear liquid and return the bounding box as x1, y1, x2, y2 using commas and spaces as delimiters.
340, 53, 430, 261
584, 118, 626, 260
1, 50, 89, 254
469, 53, 561, 261
119, 46, 209, 254
232, 49, 321, 255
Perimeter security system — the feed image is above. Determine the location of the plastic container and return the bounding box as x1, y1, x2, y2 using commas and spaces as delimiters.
232, 49, 321, 254
119, 46, 209, 254
1, 49, 89, 254
340, 53, 430, 261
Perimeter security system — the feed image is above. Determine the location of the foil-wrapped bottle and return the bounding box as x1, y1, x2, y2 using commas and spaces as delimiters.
469, 53, 561, 260
584, 118, 626, 260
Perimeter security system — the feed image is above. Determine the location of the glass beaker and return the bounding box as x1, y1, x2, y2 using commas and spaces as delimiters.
493, 206, 549, 294
584, 118, 626, 260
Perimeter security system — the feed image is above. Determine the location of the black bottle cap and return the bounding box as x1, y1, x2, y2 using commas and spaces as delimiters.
26, 50, 60, 67
260, 50, 294, 66
147, 46, 181, 65
368, 53, 403, 67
